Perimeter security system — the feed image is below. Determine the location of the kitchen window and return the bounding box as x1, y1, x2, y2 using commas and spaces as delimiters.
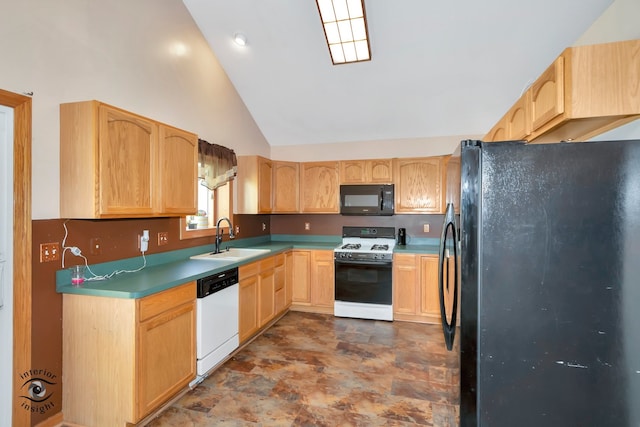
180, 140, 236, 240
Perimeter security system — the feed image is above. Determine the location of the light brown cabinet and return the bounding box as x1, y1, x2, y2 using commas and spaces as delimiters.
485, 39, 640, 143
300, 161, 340, 213
290, 249, 334, 314
485, 116, 507, 143
445, 155, 461, 214
393, 253, 459, 324
63, 282, 196, 426
310, 250, 335, 308
239, 254, 291, 343
394, 253, 437, 322
235, 156, 273, 214
258, 257, 276, 326
530, 56, 564, 133
339, 159, 393, 184
60, 101, 198, 218
392, 253, 419, 316
239, 262, 260, 342
273, 160, 300, 212
419, 255, 440, 319
274, 253, 288, 314
393, 157, 446, 214
507, 91, 532, 140
291, 250, 311, 304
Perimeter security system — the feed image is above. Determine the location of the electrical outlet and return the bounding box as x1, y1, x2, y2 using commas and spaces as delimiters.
158, 232, 168, 246
262, 223, 266, 231
40, 242, 60, 262
423, 224, 430, 233
235, 225, 240, 235
304, 222, 311, 231
90, 237, 102, 255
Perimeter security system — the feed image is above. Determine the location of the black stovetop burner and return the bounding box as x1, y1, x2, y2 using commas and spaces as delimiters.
341, 243, 362, 250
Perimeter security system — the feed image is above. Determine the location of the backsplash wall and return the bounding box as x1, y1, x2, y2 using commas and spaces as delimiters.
271, 214, 445, 242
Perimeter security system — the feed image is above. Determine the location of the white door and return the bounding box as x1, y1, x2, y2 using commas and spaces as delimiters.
0, 105, 14, 427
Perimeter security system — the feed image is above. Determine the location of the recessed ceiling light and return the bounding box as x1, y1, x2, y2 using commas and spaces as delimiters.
316, 0, 371, 65
234, 33, 247, 47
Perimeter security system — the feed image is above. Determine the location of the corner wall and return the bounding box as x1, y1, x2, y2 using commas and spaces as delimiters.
0, 0, 270, 221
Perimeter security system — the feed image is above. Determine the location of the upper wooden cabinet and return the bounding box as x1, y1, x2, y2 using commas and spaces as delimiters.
60, 101, 197, 218
159, 125, 200, 214
507, 90, 533, 140
530, 56, 564, 132
393, 156, 446, 214
339, 159, 393, 184
235, 156, 273, 214
273, 160, 300, 213
445, 155, 461, 214
300, 161, 339, 213
485, 116, 508, 143
485, 39, 640, 143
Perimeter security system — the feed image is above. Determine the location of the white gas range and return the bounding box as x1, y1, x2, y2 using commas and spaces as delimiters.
334, 226, 396, 321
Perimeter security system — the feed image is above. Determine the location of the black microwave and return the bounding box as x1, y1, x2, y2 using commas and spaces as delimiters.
340, 184, 394, 216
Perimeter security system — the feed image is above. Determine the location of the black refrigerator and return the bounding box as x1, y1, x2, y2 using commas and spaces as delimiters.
438, 139, 640, 427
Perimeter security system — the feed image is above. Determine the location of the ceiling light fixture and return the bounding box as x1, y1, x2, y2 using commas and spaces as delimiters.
233, 33, 247, 47
315, 0, 371, 65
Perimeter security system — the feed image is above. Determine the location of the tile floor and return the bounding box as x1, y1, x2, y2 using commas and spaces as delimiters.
147, 311, 460, 426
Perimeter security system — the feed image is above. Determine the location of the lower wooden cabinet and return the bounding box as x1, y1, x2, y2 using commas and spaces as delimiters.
239, 262, 260, 342
291, 249, 334, 314
291, 250, 311, 303
311, 250, 335, 308
239, 253, 291, 344
258, 257, 276, 326
393, 254, 440, 323
62, 282, 196, 426
274, 253, 287, 313
392, 253, 419, 316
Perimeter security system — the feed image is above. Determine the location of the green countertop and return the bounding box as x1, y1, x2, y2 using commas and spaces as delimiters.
56, 235, 441, 299
56, 238, 338, 299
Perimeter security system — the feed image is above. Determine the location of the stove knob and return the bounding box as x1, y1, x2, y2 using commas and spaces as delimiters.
348, 253, 352, 258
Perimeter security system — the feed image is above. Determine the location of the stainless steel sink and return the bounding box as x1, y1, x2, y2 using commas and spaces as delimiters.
190, 248, 271, 262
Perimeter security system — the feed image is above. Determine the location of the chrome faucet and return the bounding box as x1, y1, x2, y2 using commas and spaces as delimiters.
214, 217, 235, 254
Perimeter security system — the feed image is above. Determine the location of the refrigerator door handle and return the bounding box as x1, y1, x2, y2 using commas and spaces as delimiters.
438, 202, 459, 351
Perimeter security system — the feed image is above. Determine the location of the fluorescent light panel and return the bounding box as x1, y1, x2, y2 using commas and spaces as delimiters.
316, 0, 371, 64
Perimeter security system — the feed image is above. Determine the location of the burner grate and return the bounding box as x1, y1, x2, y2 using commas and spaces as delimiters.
341, 243, 361, 250
371, 244, 389, 251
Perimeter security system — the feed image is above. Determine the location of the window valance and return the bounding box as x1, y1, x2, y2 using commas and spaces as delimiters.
198, 139, 237, 190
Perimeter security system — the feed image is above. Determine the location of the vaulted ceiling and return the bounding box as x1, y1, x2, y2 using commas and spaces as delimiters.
183, 0, 612, 146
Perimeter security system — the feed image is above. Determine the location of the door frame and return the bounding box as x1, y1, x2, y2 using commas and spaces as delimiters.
0, 89, 32, 427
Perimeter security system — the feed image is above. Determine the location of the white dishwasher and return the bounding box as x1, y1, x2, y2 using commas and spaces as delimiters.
195, 267, 239, 384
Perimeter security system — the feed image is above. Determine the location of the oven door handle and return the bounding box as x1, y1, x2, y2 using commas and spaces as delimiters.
335, 259, 392, 267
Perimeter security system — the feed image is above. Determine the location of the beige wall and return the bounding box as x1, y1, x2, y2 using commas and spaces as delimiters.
270, 135, 474, 162
575, 0, 640, 45
0, 0, 270, 220
576, 0, 640, 141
